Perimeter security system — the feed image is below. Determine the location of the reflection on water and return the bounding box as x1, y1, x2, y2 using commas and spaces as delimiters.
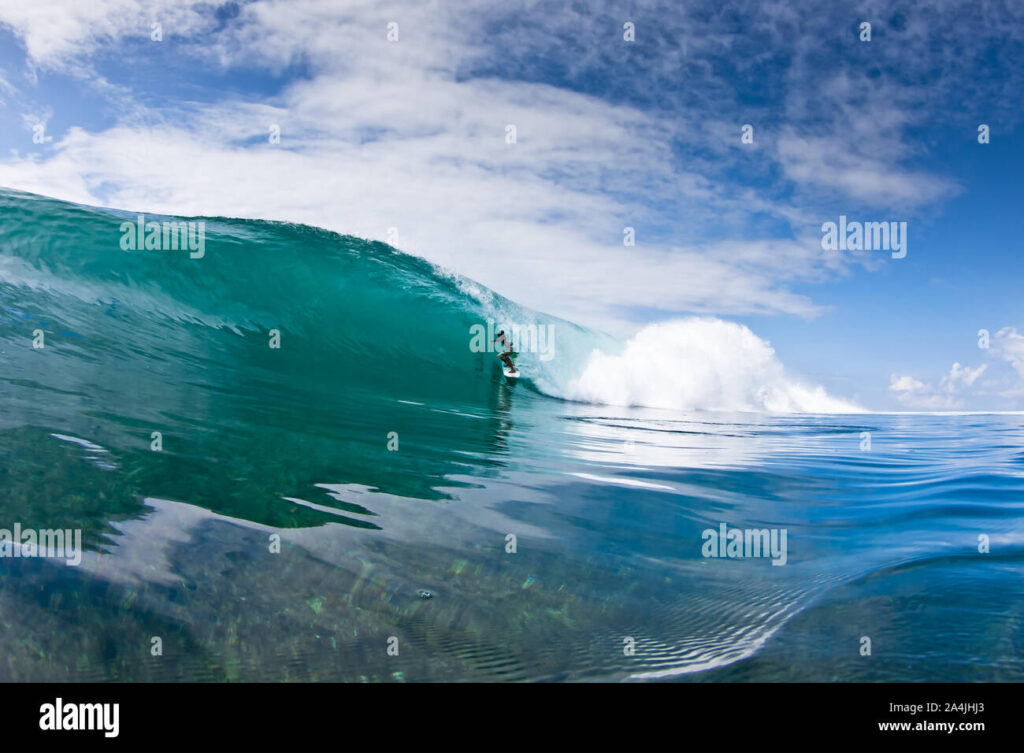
2, 394, 1023, 681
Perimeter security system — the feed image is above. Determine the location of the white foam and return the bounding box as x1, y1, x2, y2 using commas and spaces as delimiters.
50, 433, 108, 452
570, 472, 675, 491
562, 318, 863, 414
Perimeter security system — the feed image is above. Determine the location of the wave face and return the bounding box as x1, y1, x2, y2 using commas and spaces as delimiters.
0, 189, 575, 408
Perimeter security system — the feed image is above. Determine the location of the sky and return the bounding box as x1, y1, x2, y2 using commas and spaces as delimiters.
0, 0, 1021, 411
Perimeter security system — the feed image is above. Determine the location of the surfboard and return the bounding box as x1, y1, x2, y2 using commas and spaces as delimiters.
502, 366, 520, 380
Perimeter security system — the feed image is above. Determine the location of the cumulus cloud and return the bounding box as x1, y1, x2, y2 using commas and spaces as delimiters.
889, 362, 987, 410
992, 327, 1024, 380
889, 375, 926, 393
982, 326, 1024, 398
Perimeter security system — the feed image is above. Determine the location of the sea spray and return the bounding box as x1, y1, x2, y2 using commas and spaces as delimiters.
566, 318, 862, 413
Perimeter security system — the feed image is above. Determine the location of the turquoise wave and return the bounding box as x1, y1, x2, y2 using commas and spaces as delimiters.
0, 187, 604, 407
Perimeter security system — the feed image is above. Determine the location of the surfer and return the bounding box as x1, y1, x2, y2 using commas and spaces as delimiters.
493, 330, 518, 372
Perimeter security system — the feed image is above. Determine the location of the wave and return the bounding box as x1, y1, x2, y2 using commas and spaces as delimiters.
0, 188, 856, 414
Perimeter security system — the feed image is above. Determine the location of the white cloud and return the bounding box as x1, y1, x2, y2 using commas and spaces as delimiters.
0, 66, 15, 99
992, 326, 1024, 381
776, 132, 959, 208
889, 374, 926, 393
946, 362, 987, 390
889, 362, 987, 410
983, 326, 1024, 398
0, 0, 211, 68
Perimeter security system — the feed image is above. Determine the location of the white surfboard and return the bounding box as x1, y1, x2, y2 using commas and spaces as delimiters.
502, 366, 520, 379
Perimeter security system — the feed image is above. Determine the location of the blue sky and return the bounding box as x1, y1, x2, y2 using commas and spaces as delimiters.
0, 0, 1022, 410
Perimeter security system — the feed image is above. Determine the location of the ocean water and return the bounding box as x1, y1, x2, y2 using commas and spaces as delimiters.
1, 188, 1022, 682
